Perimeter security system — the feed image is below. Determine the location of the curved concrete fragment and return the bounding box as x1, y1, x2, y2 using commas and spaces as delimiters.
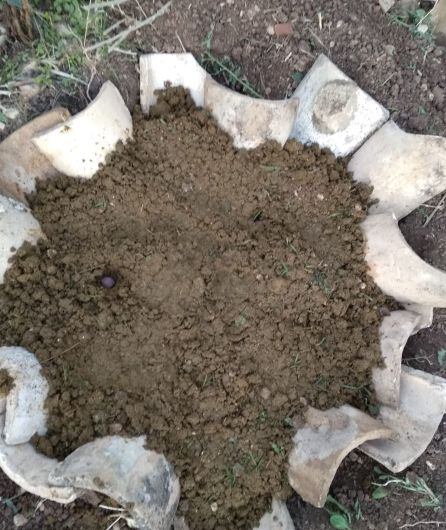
0, 107, 70, 203
0, 194, 43, 283
403, 303, 433, 334
33, 82, 132, 179
363, 213, 446, 306
291, 54, 389, 156
431, 0, 446, 37
0, 415, 78, 503
373, 310, 422, 407
348, 121, 446, 219
254, 499, 295, 530
288, 405, 392, 507
49, 436, 179, 530
140, 53, 208, 113
204, 78, 298, 149
360, 366, 446, 473
0, 347, 48, 445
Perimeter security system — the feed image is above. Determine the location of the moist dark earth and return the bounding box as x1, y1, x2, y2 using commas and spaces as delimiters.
0, 1, 445, 529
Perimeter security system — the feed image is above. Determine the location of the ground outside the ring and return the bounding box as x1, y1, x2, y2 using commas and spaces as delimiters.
0, 1, 445, 530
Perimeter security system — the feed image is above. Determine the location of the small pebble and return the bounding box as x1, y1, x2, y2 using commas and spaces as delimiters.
13, 514, 28, 528
211, 502, 218, 513
101, 275, 116, 288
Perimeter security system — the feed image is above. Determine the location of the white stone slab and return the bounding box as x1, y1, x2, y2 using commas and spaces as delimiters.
360, 367, 446, 472
0, 415, 78, 503
363, 213, 446, 307
140, 53, 208, 113
373, 310, 421, 408
0, 347, 48, 445
204, 78, 298, 149
0, 194, 43, 284
33, 82, 132, 179
0, 108, 70, 203
290, 54, 389, 157
49, 436, 179, 530
288, 405, 391, 507
349, 121, 446, 219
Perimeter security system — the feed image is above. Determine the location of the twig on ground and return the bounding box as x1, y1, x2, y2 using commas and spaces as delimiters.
85, 0, 172, 53
423, 192, 446, 227
84, 0, 129, 10
399, 522, 446, 529
49, 68, 88, 85
307, 27, 329, 51
41, 342, 82, 364
99, 505, 126, 512
381, 72, 396, 86
134, 0, 147, 18
84, 0, 93, 47
176, 31, 186, 52
105, 515, 124, 530
103, 18, 127, 36
112, 47, 138, 56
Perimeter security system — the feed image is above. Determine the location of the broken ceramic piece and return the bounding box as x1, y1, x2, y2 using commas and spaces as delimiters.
0, 195, 43, 283
362, 213, 446, 307
373, 310, 421, 407
49, 436, 180, 530
403, 303, 434, 334
33, 82, 132, 179
361, 366, 446, 472
254, 499, 295, 530
204, 78, 298, 149
288, 405, 392, 507
140, 53, 208, 112
0, 108, 70, 203
291, 54, 389, 157
0, 347, 48, 445
0, 414, 78, 503
431, 0, 446, 37
349, 121, 446, 219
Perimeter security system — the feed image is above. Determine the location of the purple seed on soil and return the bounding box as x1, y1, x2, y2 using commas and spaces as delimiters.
101, 276, 116, 288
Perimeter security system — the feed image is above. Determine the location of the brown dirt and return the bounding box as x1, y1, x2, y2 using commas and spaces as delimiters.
0, 88, 388, 529
1, 1, 446, 529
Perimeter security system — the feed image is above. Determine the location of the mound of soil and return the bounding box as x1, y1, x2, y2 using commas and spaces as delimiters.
0, 89, 389, 529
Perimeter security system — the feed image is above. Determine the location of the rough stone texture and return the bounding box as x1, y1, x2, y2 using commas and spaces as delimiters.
33, 82, 132, 179
140, 53, 208, 111
362, 213, 446, 307
290, 54, 389, 157
0, 415, 78, 503
48, 436, 180, 530
0, 347, 48, 445
0, 194, 42, 283
288, 405, 392, 507
373, 310, 421, 408
0, 108, 70, 203
204, 78, 298, 149
348, 121, 446, 219
254, 500, 295, 530
360, 366, 446, 473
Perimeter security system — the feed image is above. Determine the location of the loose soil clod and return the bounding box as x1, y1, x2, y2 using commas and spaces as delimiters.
0, 88, 390, 529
